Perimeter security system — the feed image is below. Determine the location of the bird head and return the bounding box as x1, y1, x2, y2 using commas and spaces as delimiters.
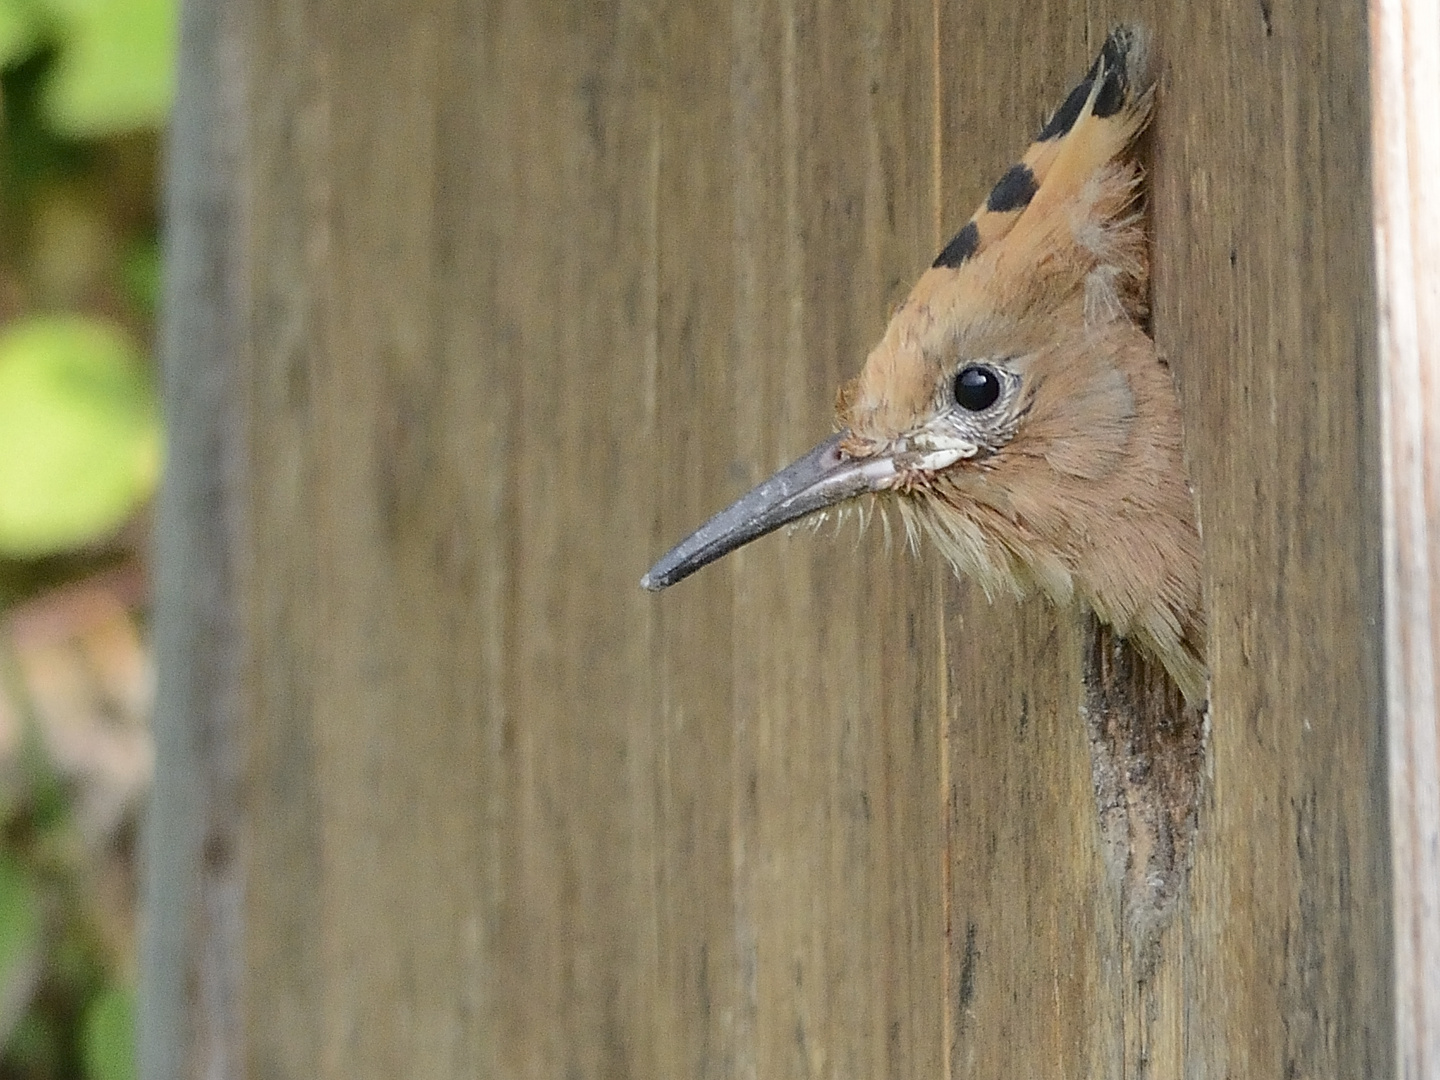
643, 27, 1206, 704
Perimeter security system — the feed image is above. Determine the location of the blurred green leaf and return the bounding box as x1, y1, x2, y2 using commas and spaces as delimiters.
0, 315, 160, 557
0, 0, 40, 70
81, 987, 134, 1080
119, 235, 160, 317
38, 0, 175, 137
5, 1012, 62, 1074
0, 853, 42, 1040
0, 854, 41, 985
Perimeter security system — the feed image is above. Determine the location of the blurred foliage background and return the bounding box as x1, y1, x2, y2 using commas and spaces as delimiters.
0, 0, 172, 1076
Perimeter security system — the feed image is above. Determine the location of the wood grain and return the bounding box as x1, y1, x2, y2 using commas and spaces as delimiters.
721, 3, 944, 1077
937, 4, 1391, 1076
1152, 3, 1392, 1075
151, 0, 1399, 1075
141, 0, 245, 1076
1371, 0, 1440, 1074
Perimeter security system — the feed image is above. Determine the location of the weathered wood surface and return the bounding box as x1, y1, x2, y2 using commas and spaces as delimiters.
1371, 0, 1440, 1074
141, 0, 245, 1075
150, 0, 1396, 1076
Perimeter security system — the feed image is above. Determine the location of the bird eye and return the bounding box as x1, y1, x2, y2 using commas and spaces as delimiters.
953, 365, 1001, 411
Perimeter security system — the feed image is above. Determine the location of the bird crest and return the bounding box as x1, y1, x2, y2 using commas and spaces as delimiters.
644, 26, 1206, 706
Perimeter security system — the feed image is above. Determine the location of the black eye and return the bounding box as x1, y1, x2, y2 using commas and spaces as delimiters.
953, 365, 1001, 411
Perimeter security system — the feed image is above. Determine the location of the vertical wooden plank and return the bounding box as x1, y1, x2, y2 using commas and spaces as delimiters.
720, 1, 946, 1078
142, 0, 245, 1075
933, 2, 1393, 1077
1370, 0, 1440, 1074
930, 11, 1126, 1077
641, 1, 813, 1074
648, 1, 743, 1075
491, 2, 670, 1075
1150, 3, 1392, 1077
240, 0, 325, 1070
243, 1, 492, 1074
241, 0, 670, 1075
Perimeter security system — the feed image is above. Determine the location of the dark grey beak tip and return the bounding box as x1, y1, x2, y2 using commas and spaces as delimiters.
640, 431, 880, 596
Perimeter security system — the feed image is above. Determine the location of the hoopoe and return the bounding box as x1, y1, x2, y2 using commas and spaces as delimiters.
643, 27, 1206, 706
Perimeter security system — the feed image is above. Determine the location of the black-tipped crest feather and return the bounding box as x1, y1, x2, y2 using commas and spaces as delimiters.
932, 25, 1153, 269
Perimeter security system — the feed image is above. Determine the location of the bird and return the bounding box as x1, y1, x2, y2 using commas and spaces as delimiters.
642, 26, 1206, 707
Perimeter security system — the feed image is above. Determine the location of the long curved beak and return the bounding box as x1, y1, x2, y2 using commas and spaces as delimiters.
641, 431, 896, 591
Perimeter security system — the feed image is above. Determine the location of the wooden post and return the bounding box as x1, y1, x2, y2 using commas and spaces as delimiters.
1371, 0, 1440, 1073
141, 0, 245, 1075
144, 0, 1406, 1076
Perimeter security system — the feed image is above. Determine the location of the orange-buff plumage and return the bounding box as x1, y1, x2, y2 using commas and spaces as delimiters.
644, 27, 1207, 706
